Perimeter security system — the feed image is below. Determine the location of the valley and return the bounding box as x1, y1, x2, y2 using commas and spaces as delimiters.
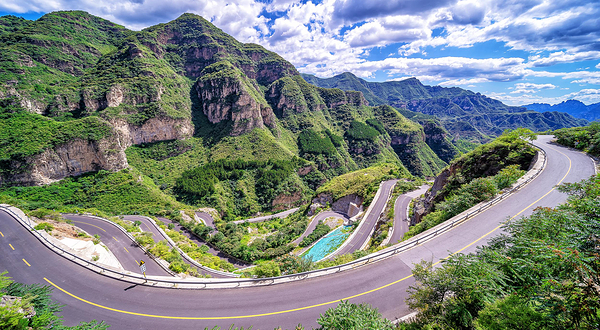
0, 8, 598, 330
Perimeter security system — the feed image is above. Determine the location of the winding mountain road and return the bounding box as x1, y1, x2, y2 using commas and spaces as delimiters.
329, 179, 398, 257
62, 214, 171, 277
0, 136, 595, 330
388, 185, 430, 245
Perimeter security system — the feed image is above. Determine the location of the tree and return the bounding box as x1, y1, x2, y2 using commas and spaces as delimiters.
253, 261, 281, 278
316, 300, 394, 330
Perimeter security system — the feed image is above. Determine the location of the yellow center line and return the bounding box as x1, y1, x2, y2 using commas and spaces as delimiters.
123, 247, 129, 253
0, 231, 4, 237
41, 144, 575, 321
22, 259, 31, 267
9, 244, 14, 250
113, 236, 118, 242
71, 220, 107, 233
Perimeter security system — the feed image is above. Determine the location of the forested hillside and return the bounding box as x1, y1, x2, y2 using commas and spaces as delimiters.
0, 11, 456, 220
303, 72, 587, 142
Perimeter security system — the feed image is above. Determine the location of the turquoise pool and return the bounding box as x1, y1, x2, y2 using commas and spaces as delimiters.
302, 225, 353, 262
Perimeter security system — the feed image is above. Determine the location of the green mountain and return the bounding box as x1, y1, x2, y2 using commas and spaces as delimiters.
0, 11, 457, 218
523, 100, 600, 122
302, 72, 588, 141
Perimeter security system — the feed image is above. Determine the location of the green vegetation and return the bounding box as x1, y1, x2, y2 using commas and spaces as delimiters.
302, 72, 587, 141
154, 220, 235, 272
0, 271, 109, 329
372, 105, 447, 177
554, 122, 600, 156
438, 128, 536, 199
175, 158, 309, 218
317, 163, 407, 202
275, 254, 315, 275
251, 260, 281, 278
0, 111, 112, 174
0, 168, 189, 216
345, 120, 380, 141
33, 222, 53, 232
299, 222, 331, 247
405, 165, 525, 240
400, 174, 600, 329
205, 210, 308, 263
297, 129, 336, 155
317, 300, 394, 330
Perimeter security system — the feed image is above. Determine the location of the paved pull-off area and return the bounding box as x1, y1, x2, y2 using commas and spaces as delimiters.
0, 136, 596, 330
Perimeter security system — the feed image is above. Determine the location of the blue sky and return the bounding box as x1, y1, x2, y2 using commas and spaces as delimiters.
2, 0, 599, 106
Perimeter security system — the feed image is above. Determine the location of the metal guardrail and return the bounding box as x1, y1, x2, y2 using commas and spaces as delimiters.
137, 215, 240, 278
62, 213, 177, 277
2, 145, 547, 289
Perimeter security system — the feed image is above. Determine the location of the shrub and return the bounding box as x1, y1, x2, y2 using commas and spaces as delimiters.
276, 254, 314, 274
299, 222, 331, 247
134, 232, 155, 248
34, 222, 54, 232
253, 260, 281, 278
298, 129, 336, 155
316, 300, 394, 330
169, 260, 190, 274
493, 164, 525, 190
345, 120, 380, 141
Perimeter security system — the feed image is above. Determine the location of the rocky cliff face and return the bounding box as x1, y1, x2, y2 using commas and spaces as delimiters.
0, 138, 127, 186
411, 164, 453, 224
196, 61, 275, 135
109, 117, 193, 147
0, 115, 193, 186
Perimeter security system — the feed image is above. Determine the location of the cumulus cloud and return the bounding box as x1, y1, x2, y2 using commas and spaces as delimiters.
3, 0, 599, 105
330, 0, 455, 26
529, 51, 600, 67
438, 77, 490, 86
514, 83, 556, 90
301, 56, 527, 83
343, 16, 429, 48
433, 0, 486, 25
0, 0, 268, 41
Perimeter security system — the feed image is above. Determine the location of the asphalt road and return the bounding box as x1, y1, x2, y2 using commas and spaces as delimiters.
0, 136, 595, 330
62, 214, 171, 277
195, 212, 215, 227
122, 215, 164, 242
330, 179, 398, 257
155, 217, 250, 270
123, 215, 243, 277
292, 210, 349, 245
233, 208, 300, 225
388, 185, 430, 245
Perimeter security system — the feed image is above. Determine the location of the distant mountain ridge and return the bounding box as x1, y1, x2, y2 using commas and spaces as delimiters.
523, 100, 600, 121
302, 72, 588, 141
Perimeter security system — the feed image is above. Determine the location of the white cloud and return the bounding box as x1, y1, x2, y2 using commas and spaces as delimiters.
344, 16, 429, 48
2, 0, 599, 104
514, 83, 556, 90
438, 77, 490, 86
301, 56, 527, 83
529, 51, 600, 67
0, 0, 268, 41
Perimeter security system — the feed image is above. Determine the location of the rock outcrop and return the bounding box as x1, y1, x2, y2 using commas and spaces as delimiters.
109, 117, 193, 147
0, 115, 193, 186
411, 165, 453, 225
196, 61, 275, 135
0, 138, 127, 186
